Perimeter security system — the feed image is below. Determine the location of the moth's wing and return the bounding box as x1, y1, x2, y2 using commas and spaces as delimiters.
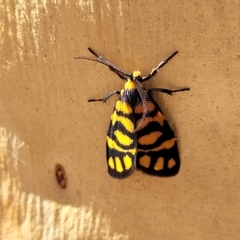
135, 94, 180, 176
106, 98, 137, 178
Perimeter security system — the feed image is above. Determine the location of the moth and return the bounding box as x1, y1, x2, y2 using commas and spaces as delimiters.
75, 48, 189, 178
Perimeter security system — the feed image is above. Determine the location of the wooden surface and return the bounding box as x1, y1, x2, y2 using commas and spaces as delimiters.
1, 1, 240, 239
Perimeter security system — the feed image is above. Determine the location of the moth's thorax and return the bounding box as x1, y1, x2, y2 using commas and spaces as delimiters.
124, 70, 142, 91
124, 78, 137, 90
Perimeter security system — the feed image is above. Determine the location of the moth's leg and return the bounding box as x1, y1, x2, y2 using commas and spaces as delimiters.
148, 87, 190, 96
88, 90, 120, 103
142, 51, 178, 82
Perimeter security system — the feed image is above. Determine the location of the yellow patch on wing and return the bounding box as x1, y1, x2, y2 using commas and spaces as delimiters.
111, 112, 134, 132
114, 130, 133, 146
154, 157, 164, 170
139, 155, 151, 168
107, 137, 136, 155
123, 155, 132, 170
168, 158, 176, 169
115, 157, 123, 173
115, 100, 132, 114
138, 131, 162, 145
108, 157, 115, 169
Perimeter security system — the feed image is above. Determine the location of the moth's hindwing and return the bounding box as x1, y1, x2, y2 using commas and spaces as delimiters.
135, 94, 180, 176
106, 93, 137, 178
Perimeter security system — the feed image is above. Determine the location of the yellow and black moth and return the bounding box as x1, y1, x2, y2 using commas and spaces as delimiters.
75, 48, 189, 179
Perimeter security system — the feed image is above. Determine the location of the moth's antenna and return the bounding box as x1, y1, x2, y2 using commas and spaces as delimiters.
75, 48, 131, 78
134, 80, 150, 132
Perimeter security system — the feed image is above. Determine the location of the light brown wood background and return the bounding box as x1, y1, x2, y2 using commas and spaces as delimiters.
1, 1, 240, 239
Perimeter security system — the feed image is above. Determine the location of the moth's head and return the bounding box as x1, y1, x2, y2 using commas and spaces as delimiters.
131, 70, 142, 81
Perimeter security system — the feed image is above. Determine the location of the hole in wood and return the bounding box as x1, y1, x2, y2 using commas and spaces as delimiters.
55, 164, 67, 189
